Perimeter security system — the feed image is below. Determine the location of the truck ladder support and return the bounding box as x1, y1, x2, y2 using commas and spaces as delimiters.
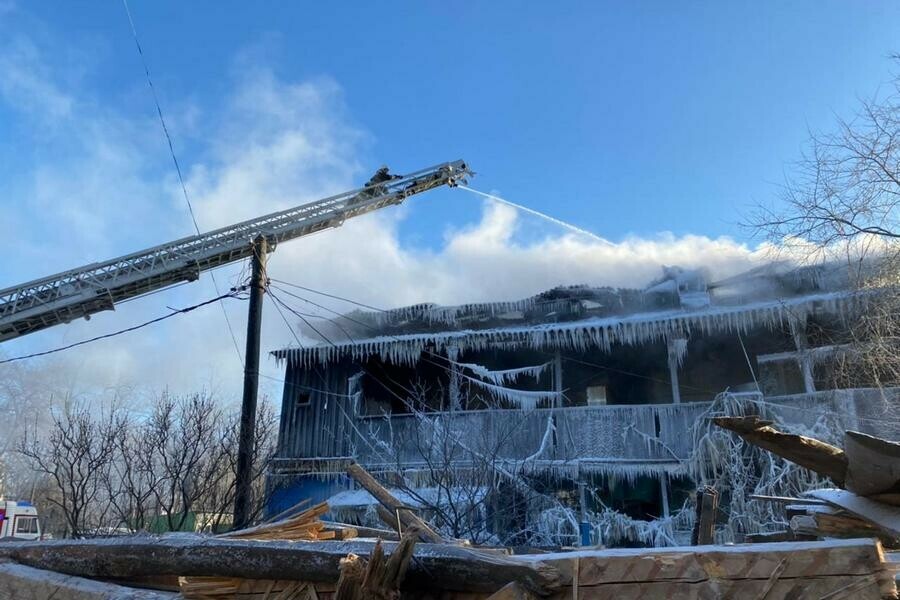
0, 160, 470, 342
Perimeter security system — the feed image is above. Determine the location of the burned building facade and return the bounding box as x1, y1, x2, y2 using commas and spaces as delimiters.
268, 262, 899, 546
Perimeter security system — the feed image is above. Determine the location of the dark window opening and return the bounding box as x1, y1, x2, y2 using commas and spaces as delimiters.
296, 392, 311, 407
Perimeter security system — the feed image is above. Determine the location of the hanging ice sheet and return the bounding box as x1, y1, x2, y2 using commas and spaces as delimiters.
461, 373, 561, 410
454, 361, 551, 385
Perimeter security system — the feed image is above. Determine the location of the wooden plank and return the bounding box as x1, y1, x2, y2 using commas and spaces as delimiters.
749, 494, 829, 506
543, 576, 886, 600
321, 521, 399, 541
790, 512, 898, 548
346, 462, 445, 543
743, 531, 800, 543
785, 504, 839, 518
714, 416, 848, 485
0, 536, 560, 594
806, 489, 900, 538
871, 493, 900, 507
844, 431, 900, 496
517, 539, 892, 586
323, 526, 358, 541
0, 561, 176, 599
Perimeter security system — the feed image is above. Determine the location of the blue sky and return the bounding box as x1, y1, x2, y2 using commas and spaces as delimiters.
8, 2, 900, 242
1, 2, 899, 397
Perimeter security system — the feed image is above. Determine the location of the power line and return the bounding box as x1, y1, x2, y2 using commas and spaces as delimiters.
269, 278, 385, 312
268, 289, 305, 349
121, 0, 245, 367
0, 290, 246, 365
268, 284, 361, 342
266, 288, 336, 348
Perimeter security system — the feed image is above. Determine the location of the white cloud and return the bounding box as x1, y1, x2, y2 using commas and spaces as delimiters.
0, 36, 771, 405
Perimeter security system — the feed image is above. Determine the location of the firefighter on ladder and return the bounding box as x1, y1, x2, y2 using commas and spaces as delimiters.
350, 165, 402, 205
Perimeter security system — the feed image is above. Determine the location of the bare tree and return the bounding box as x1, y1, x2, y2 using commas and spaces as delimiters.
201, 397, 278, 532
751, 58, 900, 391
18, 399, 126, 537
143, 392, 233, 532
107, 417, 163, 533
363, 380, 549, 545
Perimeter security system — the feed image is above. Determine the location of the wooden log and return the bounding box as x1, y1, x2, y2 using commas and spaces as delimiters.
844, 430, 900, 496
335, 553, 366, 600
0, 536, 560, 594
692, 486, 718, 545
375, 504, 402, 535
518, 538, 896, 599
713, 416, 848, 485
353, 528, 418, 598
346, 462, 445, 543
0, 561, 176, 599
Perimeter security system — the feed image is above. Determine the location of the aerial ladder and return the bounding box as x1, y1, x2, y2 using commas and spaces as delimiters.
0, 160, 471, 342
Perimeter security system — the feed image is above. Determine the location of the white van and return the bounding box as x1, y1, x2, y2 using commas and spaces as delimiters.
0, 501, 42, 540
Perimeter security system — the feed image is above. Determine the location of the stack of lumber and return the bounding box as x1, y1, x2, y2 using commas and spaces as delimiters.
223, 501, 357, 542
179, 502, 360, 598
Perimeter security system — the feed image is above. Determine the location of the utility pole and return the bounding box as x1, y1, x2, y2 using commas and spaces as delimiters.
234, 235, 268, 529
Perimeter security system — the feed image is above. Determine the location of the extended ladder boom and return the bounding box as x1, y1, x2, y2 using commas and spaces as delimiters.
0, 160, 470, 342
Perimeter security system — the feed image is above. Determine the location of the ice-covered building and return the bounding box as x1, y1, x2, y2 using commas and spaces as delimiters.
268, 261, 899, 546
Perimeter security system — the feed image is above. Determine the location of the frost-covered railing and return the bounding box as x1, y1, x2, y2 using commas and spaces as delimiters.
271, 387, 900, 480
349, 403, 706, 475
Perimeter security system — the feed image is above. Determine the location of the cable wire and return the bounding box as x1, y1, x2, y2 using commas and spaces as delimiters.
121, 0, 245, 367
0, 291, 246, 365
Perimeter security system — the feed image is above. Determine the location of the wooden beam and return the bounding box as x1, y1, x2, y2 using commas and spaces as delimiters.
0, 561, 176, 599
713, 416, 848, 485
844, 430, 900, 496
346, 462, 445, 543
749, 494, 829, 506
743, 530, 811, 543
805, 489, 900, 539
538, 577, 885, 599
692, 487, 718, 545
321, 521, 399, 541
515, 538, 895, 599
0, 536, 560, 594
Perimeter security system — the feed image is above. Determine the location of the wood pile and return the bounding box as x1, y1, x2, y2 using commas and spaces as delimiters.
222, 501, 353, 542
179, 501, 359, 598
0, 462, 897, 598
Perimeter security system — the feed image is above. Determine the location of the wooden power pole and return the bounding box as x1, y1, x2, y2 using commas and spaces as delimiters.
234, 235, 268, 528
